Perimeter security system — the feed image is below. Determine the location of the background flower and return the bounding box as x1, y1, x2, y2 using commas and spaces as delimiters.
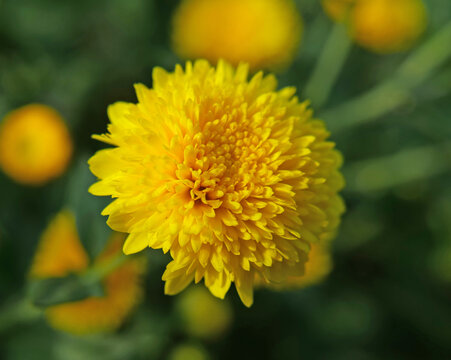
175, 286, 233, 340
322, 0, 427, 53
351, 0, 427, 53
168, 343, 210, 360
171, 0, 302, 70
29, 211, 146, 335
0, 104, 72, 185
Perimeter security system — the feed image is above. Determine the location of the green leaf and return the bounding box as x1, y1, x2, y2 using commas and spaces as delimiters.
27, 274, 104, 308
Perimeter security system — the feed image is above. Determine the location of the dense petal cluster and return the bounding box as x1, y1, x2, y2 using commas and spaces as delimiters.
322, 0, 427, 53
0, 104, 72, 185
29, 211, 145, 334
89, 60, 344, 306
171, 0, 302, 70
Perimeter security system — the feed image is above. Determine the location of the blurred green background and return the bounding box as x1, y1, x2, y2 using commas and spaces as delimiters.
1, 0, 451, 359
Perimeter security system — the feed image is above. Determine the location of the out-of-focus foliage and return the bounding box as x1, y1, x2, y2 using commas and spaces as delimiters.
0, 0, 450, 359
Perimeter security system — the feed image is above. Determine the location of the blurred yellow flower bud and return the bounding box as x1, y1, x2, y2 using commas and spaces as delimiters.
322, 0, 427, 53
176, 285, 233, 340
351, 0, 427, 53
169, 343, 210, 360
0, 104, 72, 185
171, 0, 302, 70
29, 211, 146, 335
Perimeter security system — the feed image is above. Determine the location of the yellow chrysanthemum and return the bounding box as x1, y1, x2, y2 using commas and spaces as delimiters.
259, 242, 332, 289
89, 60, 345, 307
171, 0, 302, 70
350, 0, 427, 53
30, 211, 88, 278
176, 286, 233, 340
29, 211, 145, 335
322, 0, 427, 53
0, 104, 72, 185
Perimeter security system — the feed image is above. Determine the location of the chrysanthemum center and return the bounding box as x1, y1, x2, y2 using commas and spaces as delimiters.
178, 104, 277, 214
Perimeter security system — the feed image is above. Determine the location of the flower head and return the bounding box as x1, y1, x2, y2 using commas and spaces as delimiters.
350, 0, 427, 53
89, 60, 344, 307
171, 0, 302, 70
0, 104, 72, 185
29, 211, 145, 335
322, 0, 427, 53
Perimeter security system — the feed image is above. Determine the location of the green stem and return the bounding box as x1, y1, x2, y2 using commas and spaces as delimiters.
428, 67, 451, 93
396, 21, 451, 86
304, 22, 352, 108
321, 21, 451, 132
82, 251, 128, 284
344, 141, 451, 193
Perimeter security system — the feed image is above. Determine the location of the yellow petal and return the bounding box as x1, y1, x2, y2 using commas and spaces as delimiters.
123, 232, 148, 255
164, 274, 194, 295
207, 270, 232, 300
235, 271, 254, 307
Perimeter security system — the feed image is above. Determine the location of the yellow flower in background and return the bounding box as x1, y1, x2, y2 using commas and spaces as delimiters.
0, 104, 72, 185
321, 0, 356, 22
259, 242, 333, 289
29, 211, 88, 278
29, 211, 145, 335
171, 0, 302, 70
169, 343, 210, 360
350, 0, 427, 53
176, 286, 233, 340
322, 0, 427, 53
89, 60, 345, 307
